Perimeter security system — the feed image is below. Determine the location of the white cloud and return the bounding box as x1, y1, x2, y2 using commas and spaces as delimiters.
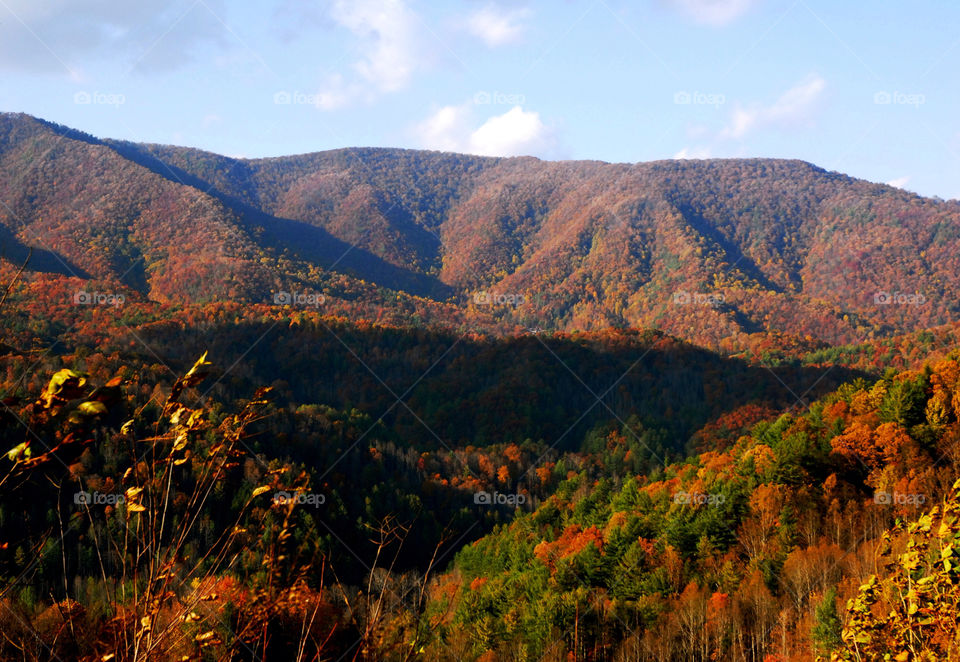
674, 146, 712, 159
665, 0, 758, 26
416, 104, 474, 152
465, 5, 532, 47
470, 106, 553, 156
316, 0, 421, 109
720, 74, 825, 139
0, 0, 227, 74
886, 176, 910, 189
416, 104, 557, 157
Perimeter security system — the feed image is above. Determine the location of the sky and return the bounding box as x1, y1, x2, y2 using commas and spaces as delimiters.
0, 0, 957, 199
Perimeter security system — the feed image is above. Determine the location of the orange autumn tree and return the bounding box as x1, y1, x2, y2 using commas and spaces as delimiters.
533, 524, 605, 574
830, 421, 915, 471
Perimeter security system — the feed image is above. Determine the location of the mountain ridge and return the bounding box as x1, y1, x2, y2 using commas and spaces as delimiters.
3, 112, 959, 349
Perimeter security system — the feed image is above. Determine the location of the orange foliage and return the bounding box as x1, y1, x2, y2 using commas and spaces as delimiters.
533, 525, 605, 572
831, 421, 914, 471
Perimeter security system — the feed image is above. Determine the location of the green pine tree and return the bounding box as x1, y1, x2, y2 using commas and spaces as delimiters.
812, 586, 842, 651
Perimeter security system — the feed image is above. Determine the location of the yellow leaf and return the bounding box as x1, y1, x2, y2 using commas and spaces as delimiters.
127, 503, 146, 513
187, 352, 210, 376
42, 369, 87, 406
169, 406, 187, 425
78, 401, 107, 416
6, 442, 30, 461
251, 485, 272, 498
183, 353, 212, 386
901, 551, 920, 571
195, 631, 215, 642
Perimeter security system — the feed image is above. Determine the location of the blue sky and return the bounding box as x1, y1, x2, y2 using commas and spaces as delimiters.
1, 0, 957, 198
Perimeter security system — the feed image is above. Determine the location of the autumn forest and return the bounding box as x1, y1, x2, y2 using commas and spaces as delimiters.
3, 112, 960, 661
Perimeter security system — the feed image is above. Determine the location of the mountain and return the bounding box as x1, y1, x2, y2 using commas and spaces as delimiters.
6, 111, 960, 660
3, 112, 960, 349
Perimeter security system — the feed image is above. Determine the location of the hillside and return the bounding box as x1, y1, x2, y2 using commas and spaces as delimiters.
0, 278, 868, 461
424, 353, 960, 660
3, 296, 958, 659
3, 113, 960, 349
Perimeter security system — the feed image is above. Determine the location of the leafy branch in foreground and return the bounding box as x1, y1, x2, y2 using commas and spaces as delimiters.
831, 478, 960, 661
0, 353, 341, 661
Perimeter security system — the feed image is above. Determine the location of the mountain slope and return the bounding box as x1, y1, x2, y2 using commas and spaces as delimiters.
424, 352, 960, 660
3, 112, 960, 347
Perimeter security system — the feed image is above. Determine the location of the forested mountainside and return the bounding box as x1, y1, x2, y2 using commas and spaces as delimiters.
4, 112, 960, 661
3, 112, 960, 349
422, 354, 960, 660
4, 292, 960, 659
